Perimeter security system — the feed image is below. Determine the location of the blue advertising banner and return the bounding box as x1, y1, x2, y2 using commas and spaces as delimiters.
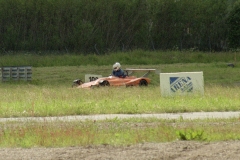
170, 77, 193, 93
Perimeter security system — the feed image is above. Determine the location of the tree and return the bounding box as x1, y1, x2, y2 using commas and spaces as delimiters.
227, 1, 240, 49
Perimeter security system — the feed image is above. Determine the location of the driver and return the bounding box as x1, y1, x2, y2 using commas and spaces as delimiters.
112, 62, 126, 78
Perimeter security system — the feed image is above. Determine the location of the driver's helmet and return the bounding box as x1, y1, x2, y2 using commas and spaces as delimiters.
113, 62, 121, 71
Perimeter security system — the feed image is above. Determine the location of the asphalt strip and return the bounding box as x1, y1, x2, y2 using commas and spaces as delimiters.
1, 112, 240, 122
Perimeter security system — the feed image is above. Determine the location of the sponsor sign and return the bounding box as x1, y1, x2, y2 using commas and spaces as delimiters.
85, 74, 102, 82
160, 72, 204, 96
1, 66, 32, 81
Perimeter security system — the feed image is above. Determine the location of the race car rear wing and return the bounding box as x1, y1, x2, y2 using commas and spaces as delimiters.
125, 68, 157, 77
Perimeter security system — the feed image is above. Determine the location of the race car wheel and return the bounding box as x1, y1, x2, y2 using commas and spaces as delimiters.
99, 80, 110, 86
139, 79, 148, 86
72, 79, 83, 87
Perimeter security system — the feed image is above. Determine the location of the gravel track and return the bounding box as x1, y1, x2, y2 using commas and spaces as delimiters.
1, 111, 240, 122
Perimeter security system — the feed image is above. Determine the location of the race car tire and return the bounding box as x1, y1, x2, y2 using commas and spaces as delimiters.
99, 80, 110, 86
72, 79, 83, 87
139, 79, 148, 86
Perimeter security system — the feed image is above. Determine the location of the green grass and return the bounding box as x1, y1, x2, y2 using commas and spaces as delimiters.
29, 63, 240, 86
1, 118, 240, 148
0, 62, 240, 117
0, 52, 240, 147
0, 50, 239, 67
0, 85, 240, 118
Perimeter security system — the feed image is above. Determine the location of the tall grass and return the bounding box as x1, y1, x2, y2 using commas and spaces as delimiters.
0, 84, 239, 118
1, 118, 240, 148
0, 50, 239, 67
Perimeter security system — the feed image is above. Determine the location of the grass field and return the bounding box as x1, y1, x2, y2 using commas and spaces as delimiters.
0, 52, 240, 147
0, 63, 239, 118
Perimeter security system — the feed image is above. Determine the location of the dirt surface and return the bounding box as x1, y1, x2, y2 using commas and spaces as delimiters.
1, 141, 240, 160
1, 111, 240, 122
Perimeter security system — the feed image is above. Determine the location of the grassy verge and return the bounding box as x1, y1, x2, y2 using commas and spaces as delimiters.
1, 118, 240, 148
0, 86, 239, 117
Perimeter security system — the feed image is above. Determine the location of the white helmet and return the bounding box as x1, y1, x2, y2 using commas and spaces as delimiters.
113, 62, 121, 71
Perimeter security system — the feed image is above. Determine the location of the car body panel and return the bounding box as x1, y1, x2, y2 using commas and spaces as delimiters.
77, 76, 150, 89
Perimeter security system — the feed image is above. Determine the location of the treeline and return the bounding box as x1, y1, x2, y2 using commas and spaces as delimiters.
0, 0, 240, 54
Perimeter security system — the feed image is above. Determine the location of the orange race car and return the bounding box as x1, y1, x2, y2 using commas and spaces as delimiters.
72, 69, 156, 89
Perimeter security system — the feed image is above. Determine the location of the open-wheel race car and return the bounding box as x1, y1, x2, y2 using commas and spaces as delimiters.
72, 69, 156, 89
